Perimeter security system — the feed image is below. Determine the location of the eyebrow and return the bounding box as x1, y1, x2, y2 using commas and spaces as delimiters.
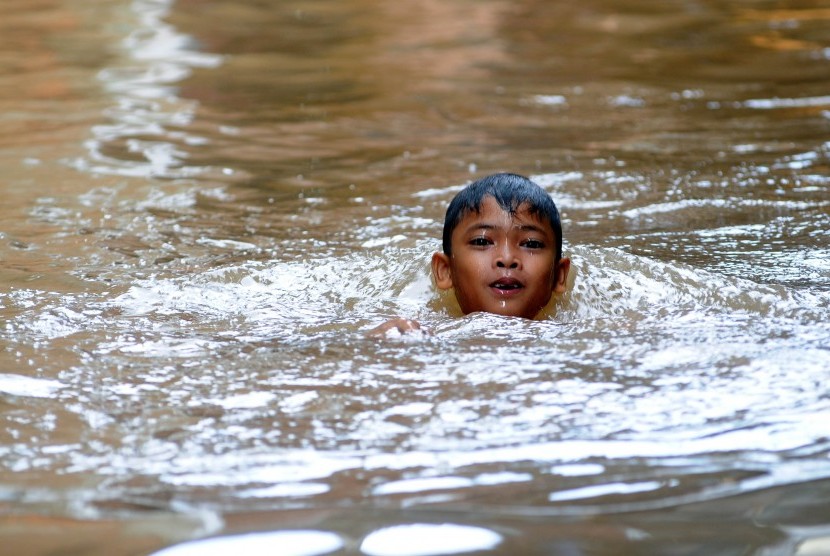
462, 223, 498, 235
516, 223, 547, 233
462, 222, 550, 235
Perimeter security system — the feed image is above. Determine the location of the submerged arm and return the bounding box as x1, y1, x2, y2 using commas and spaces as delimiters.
367, 317, 425, 338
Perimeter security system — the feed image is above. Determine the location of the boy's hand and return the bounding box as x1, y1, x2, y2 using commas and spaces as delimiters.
367, 318, 426, 339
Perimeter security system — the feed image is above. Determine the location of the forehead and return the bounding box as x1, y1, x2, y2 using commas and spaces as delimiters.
454, 197, 554, 235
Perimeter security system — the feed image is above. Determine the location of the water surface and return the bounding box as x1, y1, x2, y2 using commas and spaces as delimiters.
1, 0, 829, 555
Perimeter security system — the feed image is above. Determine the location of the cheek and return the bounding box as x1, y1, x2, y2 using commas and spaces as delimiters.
529, 257, 555, 277
454, 254, 487, 276
538, 266, 558, 292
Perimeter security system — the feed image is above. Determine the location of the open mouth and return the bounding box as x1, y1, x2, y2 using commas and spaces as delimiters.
490, 277, 524, 292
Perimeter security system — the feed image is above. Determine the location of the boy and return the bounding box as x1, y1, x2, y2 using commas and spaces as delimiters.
371, 173, 570, 336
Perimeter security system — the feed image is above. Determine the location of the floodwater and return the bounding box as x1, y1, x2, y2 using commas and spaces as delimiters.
1, 0, 829, 554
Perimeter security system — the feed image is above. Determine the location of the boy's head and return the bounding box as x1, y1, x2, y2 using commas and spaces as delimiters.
431, 173, 570, 319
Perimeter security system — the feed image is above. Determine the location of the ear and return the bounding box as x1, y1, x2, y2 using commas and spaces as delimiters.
552, 257, 571, 293
431, 252, 454, 290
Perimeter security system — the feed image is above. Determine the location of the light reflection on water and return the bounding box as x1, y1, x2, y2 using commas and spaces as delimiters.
1, 0, 830, 555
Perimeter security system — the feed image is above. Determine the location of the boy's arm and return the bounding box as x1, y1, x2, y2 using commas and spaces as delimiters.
367, 317, 424, 338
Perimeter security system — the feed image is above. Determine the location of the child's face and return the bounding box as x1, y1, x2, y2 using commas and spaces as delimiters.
432, 196, 570, 319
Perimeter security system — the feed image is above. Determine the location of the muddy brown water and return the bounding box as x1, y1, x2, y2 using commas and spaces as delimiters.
1, 1, 829, 555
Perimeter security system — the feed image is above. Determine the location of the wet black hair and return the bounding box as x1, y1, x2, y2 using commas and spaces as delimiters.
442, 173, 563, 260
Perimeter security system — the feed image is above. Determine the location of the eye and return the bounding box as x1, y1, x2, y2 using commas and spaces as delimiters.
522, 239, 545, 249
469, 236, 492, 247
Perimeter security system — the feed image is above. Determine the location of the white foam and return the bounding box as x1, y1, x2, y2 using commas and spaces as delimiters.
549, 480, 664, 502
151, 530, 343, 556
361, 524, 502, 556
0, 374, 63, 398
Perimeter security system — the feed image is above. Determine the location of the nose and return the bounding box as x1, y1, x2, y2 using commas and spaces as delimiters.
495, 245, 519, 269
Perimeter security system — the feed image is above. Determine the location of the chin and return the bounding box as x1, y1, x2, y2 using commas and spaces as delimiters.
486, 306, 538, 320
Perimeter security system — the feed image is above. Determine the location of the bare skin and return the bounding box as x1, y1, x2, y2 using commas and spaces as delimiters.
369, 196, 570, 337
367, 317, 423, 337
432, 197, 570, 319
